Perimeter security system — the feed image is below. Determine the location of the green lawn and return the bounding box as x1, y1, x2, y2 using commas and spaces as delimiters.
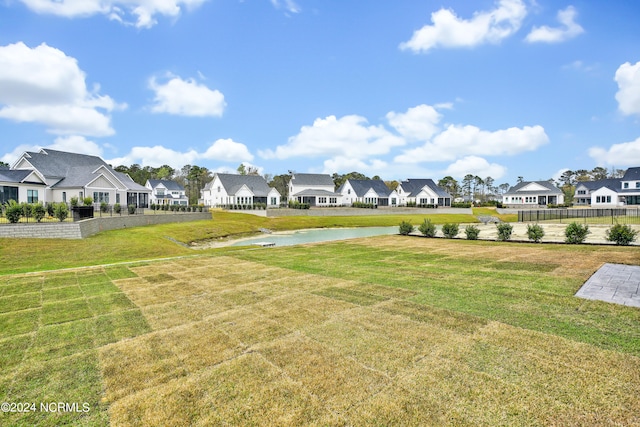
1, 214, 639, 425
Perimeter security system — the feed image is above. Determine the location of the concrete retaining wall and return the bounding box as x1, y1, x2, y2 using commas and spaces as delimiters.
0, 212, 212, 239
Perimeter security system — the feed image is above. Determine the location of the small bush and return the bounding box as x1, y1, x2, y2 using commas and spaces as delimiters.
464, 225, 480, 240
114, 203, 121, 214
526, 223, 545, 243
32, 203, 46, 222
606, 223, 638, 246
54, 203, 69, 222
441, 223, 459, 239
399, 221, 414, 236
83, 197, 93, 206
127, 204, 136, 215
100, 202, 109, 213
496, 223, 513, 241
418, 219, 437, 237
70, 196, 79, 207
46, 202, 55, 217
564, 222, 590, 244
5, 200, 22, 223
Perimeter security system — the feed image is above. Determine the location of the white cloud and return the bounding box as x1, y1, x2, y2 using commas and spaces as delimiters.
394, 124, 548, 163
399, 0, 527, 53
18, 0, 208, 28
149, 75, 226, 117
270, 0, 300, 14
614, 61, 640, 116
321, 157, 389, 177
202, 138, 254, 162
386, 104, 442, 142
259, 114, 405, 159
108, 139, 253, 169
49, 136, 104, 157
525, 6, 584, 43
0, 42, 123, 136
589, 137, 640, 167
442, 156, 507, 179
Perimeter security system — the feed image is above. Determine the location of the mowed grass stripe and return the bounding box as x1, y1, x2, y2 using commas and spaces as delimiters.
235, 238, 640, 356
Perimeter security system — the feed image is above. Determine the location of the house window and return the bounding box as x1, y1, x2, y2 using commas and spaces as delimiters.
624, 183, 629, 188
218, 186, 221, 193
577, 190, 586, 195
607, 196, 612, 203
27, 190, 38, 203
636, 182, 640, 188
420, 198, 429, 204
62, 192, 67, 203
318, 197, 327, 204
347, 189, 351, 194
0, 186, 18, 204
157, 189, 165, 196
391, 198, 397, 206
93, 192, 110, 204
270, 197, 277, 205
329, 197, 337, 204
116, 194, 120, 204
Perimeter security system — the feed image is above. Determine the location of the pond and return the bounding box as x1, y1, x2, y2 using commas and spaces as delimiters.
230, 226, 399, 247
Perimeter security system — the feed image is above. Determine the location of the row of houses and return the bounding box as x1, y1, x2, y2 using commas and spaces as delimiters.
200, 173, 453, 208
2, 148, 640, 209
502, 167, 640, 207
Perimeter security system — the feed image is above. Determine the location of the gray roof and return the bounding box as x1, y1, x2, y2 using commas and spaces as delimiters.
293, 189, 341, 197
291, 173, 335, 187
19, 148, 106, 178
18, 149, 148, 192
0, 169, 43, 184
339, 179, 392, 198
577, 179, 621, 192
505, 181, 562, 195
622, 167, 640, 181
147, 179, 184, 191
400, 179, 451, 198
214, 173, 277, 197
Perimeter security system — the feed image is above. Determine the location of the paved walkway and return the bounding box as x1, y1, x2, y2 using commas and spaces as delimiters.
575, 263, 640, 308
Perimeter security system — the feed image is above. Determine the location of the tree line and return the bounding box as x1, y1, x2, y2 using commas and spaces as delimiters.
108, 163, 626, 205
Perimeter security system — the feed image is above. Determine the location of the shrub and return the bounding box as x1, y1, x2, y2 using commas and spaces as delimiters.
526, 223, 545, 243
83, 197, 93, 206
399, 221, 414, 236
100, 202, 109, 213
564, 222, 590, 244
606, 223, 638, 246
127, 204, 136, 214
441, 223, 459, 239
70, 196, 79, 207
53, 203, 69, 222
32, 203, 46, 222
496, 223, 513, 241
451, 202, 472, 208
418, 218, 437, 237
5, 200, 22, 223
114, 203, 121, 214
464, 225, 480, 240
288, 200, 310, 209
46, 202, 55, 217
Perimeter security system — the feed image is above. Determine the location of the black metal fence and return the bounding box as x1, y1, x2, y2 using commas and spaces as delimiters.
518, 208, 640, 224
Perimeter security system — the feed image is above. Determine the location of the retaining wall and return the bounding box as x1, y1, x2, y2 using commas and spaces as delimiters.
0, 212, 212, 239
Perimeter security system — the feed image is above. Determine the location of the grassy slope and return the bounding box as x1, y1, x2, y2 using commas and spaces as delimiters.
0, 211, 480, 275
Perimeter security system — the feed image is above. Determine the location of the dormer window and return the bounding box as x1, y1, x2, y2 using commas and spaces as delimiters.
624, 182, 629, 189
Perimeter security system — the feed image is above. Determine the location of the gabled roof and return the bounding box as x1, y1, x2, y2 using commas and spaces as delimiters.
293, 189, 341, 197
115, 172, 149, 192
505, 181, 562, 195
400, 179, 451, 198
577, 179, 621, 192
147, 179, 184, 191
622, 167, 640, 181
214, 173, 278, 197
0, 169, 45, 185
339, 179, 391, 197
16, 148, 106, 178
291, 173, 334, 187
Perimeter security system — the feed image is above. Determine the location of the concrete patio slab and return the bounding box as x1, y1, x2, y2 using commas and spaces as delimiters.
576, 263, 640, 308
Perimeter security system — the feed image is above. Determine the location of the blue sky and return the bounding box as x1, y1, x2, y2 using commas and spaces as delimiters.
1, 0, 640, 186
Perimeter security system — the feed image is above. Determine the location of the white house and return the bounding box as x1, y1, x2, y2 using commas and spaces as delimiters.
575, 179, 622, 206
338, 179, 398, 207
10, 149, 150, 207
0, 168, 47, 205
502, 181, 564, 207
201, 173, 280, 207
288, 173, 341, 207
396, 179, 452, 207
619, 167, 640, 206
146, 179, 189, 206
